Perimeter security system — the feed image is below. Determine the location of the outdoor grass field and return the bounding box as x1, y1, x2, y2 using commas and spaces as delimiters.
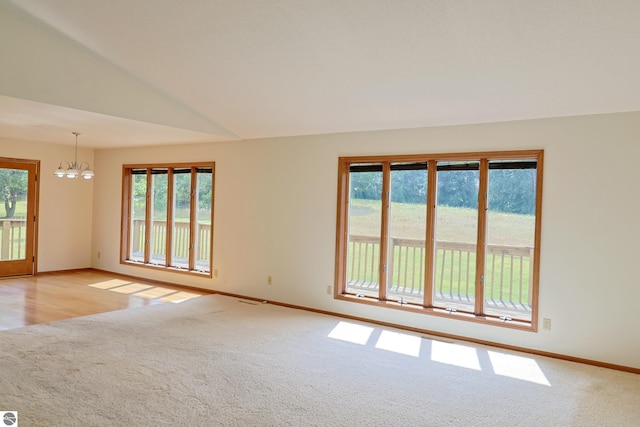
348, 198, 535, 246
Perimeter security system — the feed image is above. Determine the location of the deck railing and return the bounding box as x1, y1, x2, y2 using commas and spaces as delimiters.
0, 219, 27, 261
347, 235, 533, 312
131, 220, 211, 266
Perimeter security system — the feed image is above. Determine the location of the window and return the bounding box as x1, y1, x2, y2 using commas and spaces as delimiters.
335, 151, 543, 329
121, 163, 214, 276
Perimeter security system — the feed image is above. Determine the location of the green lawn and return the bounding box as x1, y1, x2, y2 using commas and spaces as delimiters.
135, 208, 212, 224
348, 198, 535, 246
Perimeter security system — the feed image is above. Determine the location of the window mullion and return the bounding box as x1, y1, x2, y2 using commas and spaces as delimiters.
143, 168, 152, 264
188, 167, 197, 271
423, 160, 437, 308
378, 162, 391, 301
208, 167, 216, 273
474, 159, 489, 316
166, 169, 174, 267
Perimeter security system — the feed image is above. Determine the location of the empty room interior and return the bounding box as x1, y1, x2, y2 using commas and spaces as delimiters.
1, 1, 640, 425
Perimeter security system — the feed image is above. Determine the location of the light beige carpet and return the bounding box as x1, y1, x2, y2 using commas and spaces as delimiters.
0, 294, 639, 426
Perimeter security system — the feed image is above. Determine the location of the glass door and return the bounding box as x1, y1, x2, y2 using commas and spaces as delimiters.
0, 159, 38, 277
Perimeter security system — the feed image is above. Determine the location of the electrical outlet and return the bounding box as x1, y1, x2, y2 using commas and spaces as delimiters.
543, 318, 551, 331
327, 285, 332, 295
267, 276, 272, 285
214, 269, 218, 278
97, 251, 101, 259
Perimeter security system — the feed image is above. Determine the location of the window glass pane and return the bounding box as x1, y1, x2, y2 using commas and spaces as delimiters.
171, 169, 191, 269
150, 170, 168, 265
433, 161, 479, 312
346, 165, 383, 298
0, 168, 27, 261
387, 164, 428, 304
195, 168, 212, 272
484, 160, 537, 321
129, 171, 147, 262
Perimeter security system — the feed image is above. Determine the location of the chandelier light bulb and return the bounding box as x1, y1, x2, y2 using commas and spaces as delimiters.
54, 132, 94, 180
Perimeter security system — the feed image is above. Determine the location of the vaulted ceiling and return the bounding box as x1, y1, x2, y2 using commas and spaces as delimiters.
2, 0, 639, 148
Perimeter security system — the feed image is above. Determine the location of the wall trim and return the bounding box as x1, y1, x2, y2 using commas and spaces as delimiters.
215, 290, 640, 375
46, 268, 640, 375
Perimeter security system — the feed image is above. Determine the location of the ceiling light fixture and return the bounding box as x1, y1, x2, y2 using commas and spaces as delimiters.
54, 132, 94, 180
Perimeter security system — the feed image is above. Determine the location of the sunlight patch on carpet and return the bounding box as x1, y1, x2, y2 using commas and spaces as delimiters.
488, 351, 551, 386
328, 321, 374, 345
375, 330, 422, 357
431, 340, 481, 370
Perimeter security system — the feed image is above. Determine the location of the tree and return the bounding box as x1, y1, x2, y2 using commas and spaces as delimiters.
349, 167, 536, 214
133, 169, 214, 220
436, 170, 479, 209
488, 169, 536, 214
350, 172, 382, 200
197, 171, 212, 208
391, 170, 427, 204
0, 169, 27, 218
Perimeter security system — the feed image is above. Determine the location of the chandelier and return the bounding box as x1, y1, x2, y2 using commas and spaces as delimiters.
54, 132, 94, 180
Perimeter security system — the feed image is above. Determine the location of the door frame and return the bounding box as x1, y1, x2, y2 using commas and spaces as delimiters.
0, 157, 40, 277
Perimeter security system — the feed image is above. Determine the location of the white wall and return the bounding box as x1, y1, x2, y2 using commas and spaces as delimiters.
91, 111, 640, 369
1, 138, 93, 271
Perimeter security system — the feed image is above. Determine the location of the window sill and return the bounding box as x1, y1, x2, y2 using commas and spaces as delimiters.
335, 294, 535, 331
121, 260, 212, 278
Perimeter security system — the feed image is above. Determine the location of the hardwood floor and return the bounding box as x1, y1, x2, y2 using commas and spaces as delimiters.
0, 269, 211, 331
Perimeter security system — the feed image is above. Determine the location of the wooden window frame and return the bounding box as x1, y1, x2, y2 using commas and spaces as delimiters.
334, 150, 543, 331
120, 162, 215, 277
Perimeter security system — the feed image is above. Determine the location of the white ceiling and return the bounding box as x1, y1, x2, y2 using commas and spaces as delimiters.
2, 0, 640, 148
